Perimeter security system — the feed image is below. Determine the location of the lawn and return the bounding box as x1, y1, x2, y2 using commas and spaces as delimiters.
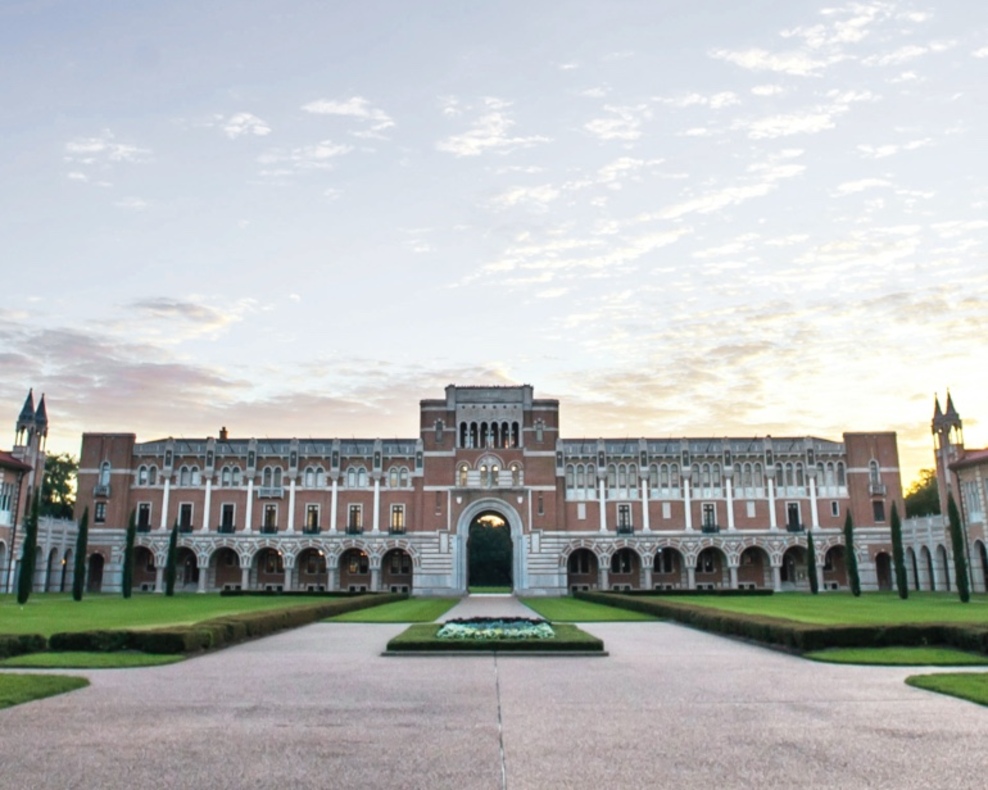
0, 651, 184, 669
0, 674, 89, 710
468, 586, 512, 594
329, 598, 459, 623
0, 593, 355, 636
906, 672, 988, 707
521, 597, 658, 622
665, 591, 988, 625
805, 647, 988, 666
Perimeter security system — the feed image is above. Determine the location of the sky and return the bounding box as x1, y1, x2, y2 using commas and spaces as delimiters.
2, 0, 987, 486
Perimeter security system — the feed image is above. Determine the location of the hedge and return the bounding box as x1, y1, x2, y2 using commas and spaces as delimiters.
574, 591, 988, 654
46, 593, 406, 655
0, 634, 47, 660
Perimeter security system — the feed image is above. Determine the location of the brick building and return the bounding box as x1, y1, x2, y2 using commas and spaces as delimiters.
71, 384, 909, 595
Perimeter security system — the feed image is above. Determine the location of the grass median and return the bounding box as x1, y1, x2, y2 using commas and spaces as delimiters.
0, 651, 185, 669
329, 598, 459, 623
805, 647, 988, 666
520, 597, 657, 622
0, 674, 89, 710
906, 672, 988, 707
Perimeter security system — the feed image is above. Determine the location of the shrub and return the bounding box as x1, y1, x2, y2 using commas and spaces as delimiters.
49, 630, 133, 652
0, 634, 47, 660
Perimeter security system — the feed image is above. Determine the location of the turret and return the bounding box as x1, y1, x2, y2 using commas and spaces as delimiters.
932, 391, 963, 516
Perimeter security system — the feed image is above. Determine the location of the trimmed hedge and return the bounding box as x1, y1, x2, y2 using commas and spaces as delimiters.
621, 588, 774, 597
574, 591, 988, 655
0, 634, 47, 660
46, 593, 405, 655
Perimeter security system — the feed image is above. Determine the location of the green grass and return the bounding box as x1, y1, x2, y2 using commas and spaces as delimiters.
0, 651, 185, 669
906, 672, 988, 706
0, 593, 344, 637
0, 674, 90, 710
468, 586, 512, 594
386, 622, 604, 652
328, 598, 459, 623
805, 647, 988, 666
666, 591, 988, 625
521, 597, 658, 622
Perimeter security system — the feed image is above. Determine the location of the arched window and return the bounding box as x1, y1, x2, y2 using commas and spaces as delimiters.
670, 463, 679, 487
742, 463, 752, 488
825, 462, 835, 487
617, 464, 627, 489
753, 463, 763, 488
511, 463, 521, 487
99, 462, 111, 486
837, 462, 846, 487
795, 463, 804, 487
221, 466, 231, 486
273, 467, 282, 487
587, 464, 596, 487
231, 467, 241, 486
701, 463, 711, 487
357, 468, 367, 488
660, 464, 670, 488
566, 465, 575, 489
191, 466, 201, 486
347, 467, 356, 488
399, 467, 408, 487
869, 460, 880, 484
179, 466, 190, 486
491, 464, 500, 485
263, 467, 273, 487
305, 467, 315, 487
690, 464, 700, 487
628, 463, 638, 490
458, 463, 468, 487
148, 466, 157, 486
784, 463, 794, 487
712, 463, 721, 487
607, 465, 617, 490
389, 467, 398, 488
138, 466, 148, 486
480, 464, 489, 487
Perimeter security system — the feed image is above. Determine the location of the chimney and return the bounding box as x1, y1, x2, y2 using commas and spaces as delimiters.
219, 427, 228, 441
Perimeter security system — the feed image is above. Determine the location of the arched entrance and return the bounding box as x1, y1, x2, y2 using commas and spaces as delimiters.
467, 511, 513, 589
738, 546, 771, 589
875, 552, 893, 591
382, 548, 413, 593
87, 553, 104, 592
823, 546, 848, 590
780, 546, 808, 591
454, 499, 526, 594
976, 541, 988, 594
177, 547, 199, 591
567, 548, 598, 591
133, 547, 156, 591
654, 547, 686, 589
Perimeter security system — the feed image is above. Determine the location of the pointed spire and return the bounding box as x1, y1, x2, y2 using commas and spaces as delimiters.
933, 394, 943, 420
944, 390, 959, 420
34, 394, 48, 431
17, 389, 35, 426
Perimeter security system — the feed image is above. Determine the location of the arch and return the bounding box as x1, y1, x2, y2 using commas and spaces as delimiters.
87, 553, 105, 592
875, 551, 893, 592
975, 540, 988, 594
566, 548, 598, 592
176, 546, 199, 591
44, 547, 58, 592
0, 541, 7, 592
906, 547, 920, 591
738, 545, 771, 589
60, 547, 73, 592
653, 546, 686, 589
295, 547, 328, 592
920, 545, 935, 590
454, 498, 527, 594
210, 547, 243, 591
253, 547, 285, 591
695, 546, 727, 589
381, 548, 413, 593
339, 547, 371, 592
609, 547, 641, 590
780, 546, 808, 591
935, 544, 950, 591
133, 546, 156, 591
823, 545, 847, 590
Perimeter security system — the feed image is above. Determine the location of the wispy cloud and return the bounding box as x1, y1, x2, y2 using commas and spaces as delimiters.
302, 96, 395, 139
221, 112, 272, 139
436, 97, 550, 156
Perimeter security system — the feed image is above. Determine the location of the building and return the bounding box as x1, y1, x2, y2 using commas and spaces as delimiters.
71, 384, 910, 596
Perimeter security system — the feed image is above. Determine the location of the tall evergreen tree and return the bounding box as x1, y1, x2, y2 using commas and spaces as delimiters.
843, 511, 861, 597
165, 521, 179, 597
806, 529, 819, 594
946, 493, 971, 603
16, 491, 40, 605
890, 502, 909, 599
122, 509, 136, 599
72, 507, 89, 601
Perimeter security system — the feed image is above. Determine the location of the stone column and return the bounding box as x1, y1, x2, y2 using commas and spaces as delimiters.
771, 564, 782, 592
327, 563, 338, 592
244, 479, 254, 534
372, 477, 381, 534
809, 475, 820, 529
371, 565, 381, 592
641, 479, 651, 533
768, 478, 778, 530
287, 478, 296, 533
598, 479, 607, 533
726, 477, 736, 531
154, 566, 164, 593
330, 478, 338, 533
201, 478, 212, 533
197, 564, 207, 594
159, 479, 171, 531
240, 563, 250, 591
283, 565, 293, 592
642, 564, 653, 590
683, 480, 693, 531
729, 564, 739, 590
598, 566, 609, 591
686, 566, 696, 590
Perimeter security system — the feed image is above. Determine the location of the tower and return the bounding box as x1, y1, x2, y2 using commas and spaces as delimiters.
932, 391, 963, 516
12, 389, 48, 499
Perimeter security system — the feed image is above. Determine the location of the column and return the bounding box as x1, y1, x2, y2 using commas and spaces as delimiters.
330, 478, 338, 533
641, 479, 651, 533
370, 565, 381, 592
327, 562, 338, 592
244, 478, 254, 534
768, 478, 777, 530
240, 564, 250, 591
372, 477, 381, 534
287, 478, 296, 533
809, 476, 820, 529
201, 479, 212, 533
159, 479, 171, 531
197, 563, 207, 594
683, 480, 693, 531
598, 479, 607, 533
729, 565, 739, 590
686, 566, 696, 590
154, 566, 164, 593
598, 566, 609, 591
726, 477, 735, 531
283, 565, 293, 592
642, 564, 653, 590
771, 564, 782, 592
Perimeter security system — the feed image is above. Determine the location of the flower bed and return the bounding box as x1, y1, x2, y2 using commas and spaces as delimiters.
437, 617, 554, 641
385, 622, 606, 654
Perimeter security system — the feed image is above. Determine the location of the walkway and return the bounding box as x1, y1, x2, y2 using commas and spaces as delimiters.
1, 611, 986, 789
439, 593, 539, 620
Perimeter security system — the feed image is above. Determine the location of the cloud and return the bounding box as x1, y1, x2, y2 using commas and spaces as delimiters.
221, 112, 272, 139
257, 140, 353, 176
491, 184, 561, 209
120, 297, 258, 341
863, 40, 956, 67
114, 197, 148, 211
64, 130, 152, 169
974, 46, 988, 59
833, 178, 892, 195
584, 104, 651, 141
436, 98, 550, 156
857, 138, 932, 158
657, 92, 740, 109
710, 47, 835, 77
751, 85, 784, 96
302, 96, 395, 139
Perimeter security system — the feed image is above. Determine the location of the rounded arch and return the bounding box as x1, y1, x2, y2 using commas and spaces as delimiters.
935, 544, 950, 591
381, 548, 413, 593
653, 545, 686, 589
209, 546, 243, 591
695, 546, 727, 588
905, 546, 920, 591
974, 540, 988, 594
738, 545, 771, 589
44, 547, 59, 592
339, 547, 371, 592
780, 545, 808, 590
608, 547, 641, 590
920, 545, 936, 590
87, 552, 105, 592
176, 546, 199, 590
566, 548, 598, 591
253, 547, 285, 591
295, 547, 328, 592
133, 546, 156, 591
823, 545, 847, 590
454, 498, 527, 594
875, 551, 893, 591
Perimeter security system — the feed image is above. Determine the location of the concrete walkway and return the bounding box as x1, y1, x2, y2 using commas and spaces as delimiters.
439, 594, 540, 621
2, 615, 987, 789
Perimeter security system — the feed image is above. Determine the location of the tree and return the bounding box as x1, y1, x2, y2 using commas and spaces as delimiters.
806, 529, 819, 595
72, 507, 89, 601
843, 511, 861, 597
890, 502, 909, 599
165, 521, 179, 597
905, 468, 940, 518
16, 491, 40, 604
40, 452, 78, 519
946, 493, 971, 603
122, 509, 136, 599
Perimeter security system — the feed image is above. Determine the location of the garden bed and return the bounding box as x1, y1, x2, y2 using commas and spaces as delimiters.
385, 621, 606, 655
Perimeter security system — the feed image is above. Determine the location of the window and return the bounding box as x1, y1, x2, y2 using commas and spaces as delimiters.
457, 464, 468, 487
511, 463, 521, 487
179, 466, 190, 486
435, 420, 444, 444
347, 467, 356, 488
357, 468, 367, 488
480, 465, 489, 487
535, 420, 544, 444
537, 492, 544, 516
655, 550, 676, 574
390, 552, 411, 574
661, 502, 671, 519
221, 503, 235, 529
389, 467, 398, 488
348, 504, 363, 531
836, 462, 846, 487
137, 503, 151, 528
869, 460, 881, 485
179, 503, 193, 529
399, 467, 408, 487
610, 550, 633, 574
190, 466, 201, 486
830, 501, 839, 517
391, 504, 405, 532
348, 552, 369, 574
491, 464, 500, 485
872, 500, 886, 522
263, 504, 277, 529
962, 480, 983, 521
148, 466, 157, 485
568, 552, 592, 574
305, 504, 319, 531
221, 466, 232, 486
138, 466, 148, 486
231, 467, 241, 486
305, 467, 316, 487
577, 502, 587, 520
786, 502, 800, 529
435, 491, 443, 514
617, 504, 631, 529
702, 503, 716, 528
99, 462, 111, 487
745, 501, 756, 518
306, 553, 322, 575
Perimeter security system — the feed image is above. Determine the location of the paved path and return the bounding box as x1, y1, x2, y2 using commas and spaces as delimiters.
439, 594, 540, 620
2, 609, 987, 789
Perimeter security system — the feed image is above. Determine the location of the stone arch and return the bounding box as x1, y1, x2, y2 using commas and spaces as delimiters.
905, 546, 920, 591
823, 545, 847, 590
935, 544, 950, 591
920, 545, 935, 590
738, 545, 771, 589
608, 547, 641, 590
454, 497, 527, 594
376, 539, 420, 568
975, 540, 988, 594
209, 546, 243, 591
176, 546, 199, 591
44, 547, 59, 592
875, 551, 893, 591
565, 547, 599, 591
87, 551, 105, 592
557, 539, 606, 567
381, 547, 414, 593
695, 545, 728, 589
294, 547, 328, 591
61, 547, 73, 592
780, 545, 809, 590
253, 546, 285, 591
133, 546, 157, 591
339, 546, 372, 592
653, 545, 686, 589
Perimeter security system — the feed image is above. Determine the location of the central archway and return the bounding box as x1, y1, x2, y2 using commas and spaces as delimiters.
467, 511, 513, 589
454, 498, 527, 594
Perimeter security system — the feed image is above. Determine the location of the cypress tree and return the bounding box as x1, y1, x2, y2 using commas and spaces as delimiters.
890, 502, 909, 599
122, 509, 136, 599
72, 507, 89, 602
165, 521, 179, 597
806, 529, 819, 595
946, 493, 971, 603
16, 491, 40, 605
843, 511, 861, 597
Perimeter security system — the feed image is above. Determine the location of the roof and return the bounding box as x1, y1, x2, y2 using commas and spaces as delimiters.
0, 450, 32, 472
949, 448, 988, 471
